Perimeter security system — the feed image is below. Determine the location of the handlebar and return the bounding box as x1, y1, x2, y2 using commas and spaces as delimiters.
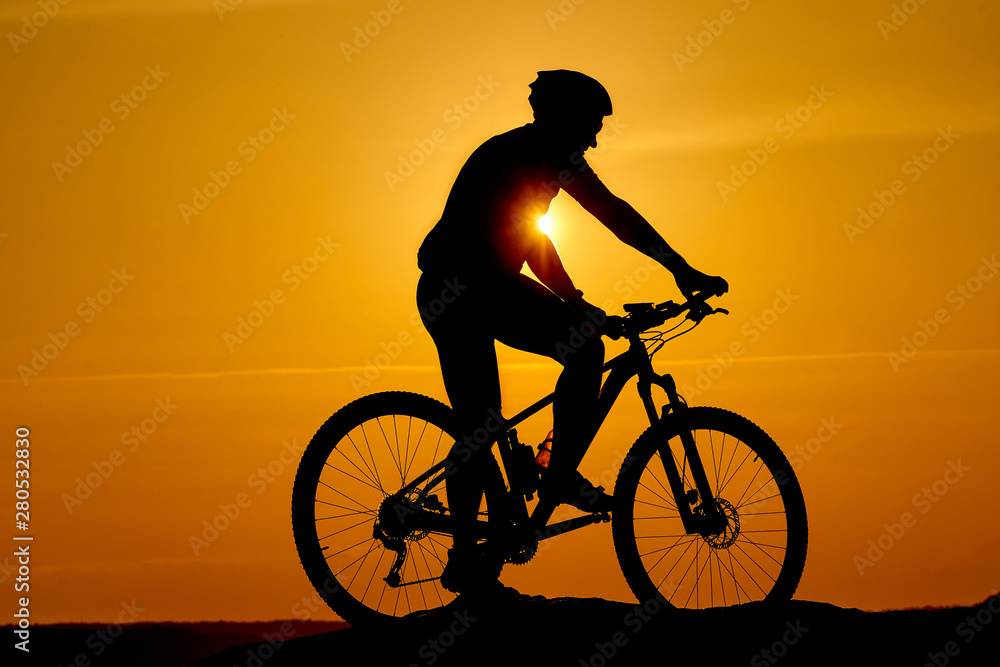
601, 290, 729, 340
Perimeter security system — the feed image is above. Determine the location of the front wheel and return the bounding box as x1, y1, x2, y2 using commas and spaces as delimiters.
613, 407, 807, 609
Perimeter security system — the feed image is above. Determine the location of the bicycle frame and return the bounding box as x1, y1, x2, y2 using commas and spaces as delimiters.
384, 324, 725, 575
494, 329, 725, 537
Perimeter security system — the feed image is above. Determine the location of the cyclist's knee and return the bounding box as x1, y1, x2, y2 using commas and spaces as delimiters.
558, 333, 604, 368
448, 407, 504, 463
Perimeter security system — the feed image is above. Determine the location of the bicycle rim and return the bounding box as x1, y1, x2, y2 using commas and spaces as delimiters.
614, 407, 807, 609
293, 393, 476, 622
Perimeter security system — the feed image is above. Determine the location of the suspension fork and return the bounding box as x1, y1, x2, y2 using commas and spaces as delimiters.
651, 373, 725, 536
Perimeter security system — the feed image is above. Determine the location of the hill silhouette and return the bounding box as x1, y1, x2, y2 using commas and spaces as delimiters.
13, 594, 998, 667
9, 620, 345, 667
192, 593, 1000, 667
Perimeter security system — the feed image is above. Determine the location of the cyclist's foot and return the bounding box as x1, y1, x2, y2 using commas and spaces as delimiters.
459, 581, 524, 605
539, 468, 614, 513
440, 545, 503, 595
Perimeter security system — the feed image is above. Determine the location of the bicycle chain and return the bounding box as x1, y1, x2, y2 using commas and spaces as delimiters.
395, 574, 442, 587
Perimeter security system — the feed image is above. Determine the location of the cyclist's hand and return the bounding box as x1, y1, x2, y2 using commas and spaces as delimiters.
566, 296, 608, 335
673, 265, 729, 300
600, 315, 625, 340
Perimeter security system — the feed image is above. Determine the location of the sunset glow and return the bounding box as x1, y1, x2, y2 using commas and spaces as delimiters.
1, 0, 997, 626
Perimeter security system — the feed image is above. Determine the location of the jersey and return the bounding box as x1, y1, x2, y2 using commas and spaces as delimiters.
417, 123, 604, 281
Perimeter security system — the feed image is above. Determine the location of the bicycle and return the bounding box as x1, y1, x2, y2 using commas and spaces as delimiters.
291, 291, 808, 624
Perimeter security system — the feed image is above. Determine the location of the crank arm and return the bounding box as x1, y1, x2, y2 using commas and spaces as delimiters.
537, 512, 610, 542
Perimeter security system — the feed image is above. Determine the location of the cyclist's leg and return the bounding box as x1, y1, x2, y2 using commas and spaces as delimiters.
488, 275, 605, 476
417, 273, 502, 548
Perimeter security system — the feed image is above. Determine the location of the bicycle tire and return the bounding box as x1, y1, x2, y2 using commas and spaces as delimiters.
612, 407, 808, 609
291, 391, 506, 625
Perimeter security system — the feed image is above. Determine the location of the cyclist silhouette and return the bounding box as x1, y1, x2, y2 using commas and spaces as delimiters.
416, 70, 728, 593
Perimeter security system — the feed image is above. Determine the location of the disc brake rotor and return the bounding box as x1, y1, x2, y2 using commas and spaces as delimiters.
703, 498, 740, 549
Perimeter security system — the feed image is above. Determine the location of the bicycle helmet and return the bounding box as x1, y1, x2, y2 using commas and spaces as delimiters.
528, 70, 613, 121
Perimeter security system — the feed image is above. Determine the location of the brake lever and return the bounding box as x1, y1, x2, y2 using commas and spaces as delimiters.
686, 304, 729, 324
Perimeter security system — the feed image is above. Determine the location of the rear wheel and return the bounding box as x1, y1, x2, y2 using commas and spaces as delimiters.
291, 392, 505, 624
613, 407, 807, 609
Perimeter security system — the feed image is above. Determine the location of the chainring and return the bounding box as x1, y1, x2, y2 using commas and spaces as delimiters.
504, 537, 539, 565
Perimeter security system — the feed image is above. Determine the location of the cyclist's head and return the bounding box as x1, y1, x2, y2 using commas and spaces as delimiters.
529, 70, 612, 149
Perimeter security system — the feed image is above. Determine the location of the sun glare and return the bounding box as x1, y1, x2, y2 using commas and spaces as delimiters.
538, 214, 552, 235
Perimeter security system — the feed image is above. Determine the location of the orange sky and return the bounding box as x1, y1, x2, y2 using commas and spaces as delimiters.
1, 0, 998, 623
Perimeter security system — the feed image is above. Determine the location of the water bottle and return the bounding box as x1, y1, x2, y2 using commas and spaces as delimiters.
535, 430, 554, 470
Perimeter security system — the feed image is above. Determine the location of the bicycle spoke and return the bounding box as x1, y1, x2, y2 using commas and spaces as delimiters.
401, 557, 411, 615
377, 556, 389, 611
740, 493, 781, 508
324, 462, 383, 495
427, 534, 453, 555
401, 416, 413, 485
718, 447, 753, 498
402, 416, 432, 482
315, 498, 378, 517
649, 452, 678, 504
357, 424, 386, 493
711, 550, 727, 608
347, 540, 379, 591
315, 507, 377, 521
638, 536, 700, 558
683, 539, 713, 608
318, 516, 373, 542
360, 545, 386, 605
655, 538, 697, 595
725, 548, 753, 603
334, 541, 380, 591
740, 529, 790, 534
410, 543, 430, 609
637, 478, 677, 510
414, 540, 445, 606
332, 444, 381, 493
738, 535, 786, 568
742, 541, 786, 550
317, 480, 375, 513
375, 417, 404, 484
733, 460, 768, 507
674, 542, 702, 606
345, 432, 380, 491
732, 542, 776, 589
633, 497, 678, 513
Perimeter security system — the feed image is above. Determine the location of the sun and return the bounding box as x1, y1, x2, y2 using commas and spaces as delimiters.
538, 213, 552, 235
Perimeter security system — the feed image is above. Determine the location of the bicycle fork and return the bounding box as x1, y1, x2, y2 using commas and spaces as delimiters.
650, 374, 727, 537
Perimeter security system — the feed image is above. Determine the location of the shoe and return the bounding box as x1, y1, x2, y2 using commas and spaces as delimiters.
440, 545, 502, 594
539, 468, 614, 513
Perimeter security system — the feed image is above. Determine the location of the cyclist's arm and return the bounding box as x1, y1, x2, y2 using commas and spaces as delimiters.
525, 231, 581, 300
564, 166, 729, 298
564, 169, 689, 272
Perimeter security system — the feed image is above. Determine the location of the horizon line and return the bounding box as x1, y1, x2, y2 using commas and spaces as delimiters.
2, 348, 997, 385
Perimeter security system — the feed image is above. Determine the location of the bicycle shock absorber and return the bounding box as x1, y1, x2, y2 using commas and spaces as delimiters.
659, 379, 726, 535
